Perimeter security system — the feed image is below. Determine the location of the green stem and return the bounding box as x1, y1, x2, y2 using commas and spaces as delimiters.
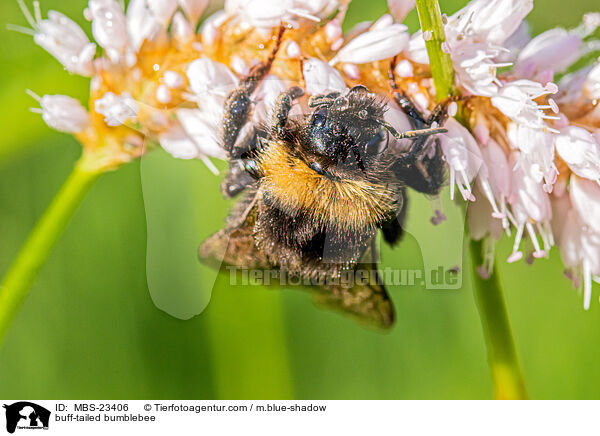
414, 0, 456, 100
0, 155, 103, 344
415, 0, 527, 399
470, 240, 528, 399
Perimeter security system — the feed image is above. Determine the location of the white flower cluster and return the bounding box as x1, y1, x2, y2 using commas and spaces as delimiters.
16, 0, 600, 307
407, 0, 600, 307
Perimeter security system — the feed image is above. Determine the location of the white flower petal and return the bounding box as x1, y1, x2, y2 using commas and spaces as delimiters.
507, 122, 557, 190
126, 0, 160, 52
514, 28, 582, 78
406, 32, 428, 64
39, 94, 90, 133
178, 0, 209, 25
584, 63, 600, 100
450, 42, 504, 97
560, 207, 583, 268
177, 109, 227, 159
480, 139, 511, 198
556, 126, 600, 182
33, 11, 96, 76
510, 159, 552, 224
94, 92, 139, 126
89, 0, 129, 55
252, 75, 289, 124
449, 0, 532, 45
491, 80, 557, 131
468, 184, 503, 240
302, 58, 347, 95
330, 23, 408, 65
171, 11, 194, 43
570, 175, 600, 234
159, 122, 202, 160
147, 0, 178, 27
186, 58, 238, 100
293, 0, 339, 17
440, 118, 484, 201
200, 10, 228, 45
387, 0, 415, 22
227, 0, 293, 28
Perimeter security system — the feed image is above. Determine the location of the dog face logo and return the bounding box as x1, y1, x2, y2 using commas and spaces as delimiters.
3, 402, 50, 433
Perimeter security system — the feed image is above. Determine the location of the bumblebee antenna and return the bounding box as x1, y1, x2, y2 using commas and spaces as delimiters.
395, 127, 448, 140
378, 120, 447, 140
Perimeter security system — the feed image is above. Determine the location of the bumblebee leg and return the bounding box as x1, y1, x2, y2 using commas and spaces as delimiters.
427, 96, 459, 127
392, 90, 428, 129
222, 126, 263, 198
221, 157, 263, 198
389, 58, 428, 129
221, 26, 286, 154
381, 188, 408, 246
394, 137, 445, 195
308, 91, 341, 108
273, 86, 305, 139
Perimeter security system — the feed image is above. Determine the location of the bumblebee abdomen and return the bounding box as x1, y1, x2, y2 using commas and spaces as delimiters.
257, 141, 397, 232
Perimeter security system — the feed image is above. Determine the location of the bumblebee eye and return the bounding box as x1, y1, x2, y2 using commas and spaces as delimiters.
366, 129, 388, 155
311, 107, 328, 127
309, 162, 324, 174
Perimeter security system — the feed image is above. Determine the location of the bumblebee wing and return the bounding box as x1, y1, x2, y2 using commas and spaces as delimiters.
310, 242, 395, 329
199, 190, 271, 270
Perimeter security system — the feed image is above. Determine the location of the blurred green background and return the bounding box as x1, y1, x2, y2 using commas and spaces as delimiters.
1, 0, 599, 400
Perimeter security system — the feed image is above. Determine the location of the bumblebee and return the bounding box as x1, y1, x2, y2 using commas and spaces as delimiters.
200, 36, 453, 328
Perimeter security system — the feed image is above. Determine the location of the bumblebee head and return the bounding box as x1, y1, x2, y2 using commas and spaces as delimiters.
304, 86, 390, 173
